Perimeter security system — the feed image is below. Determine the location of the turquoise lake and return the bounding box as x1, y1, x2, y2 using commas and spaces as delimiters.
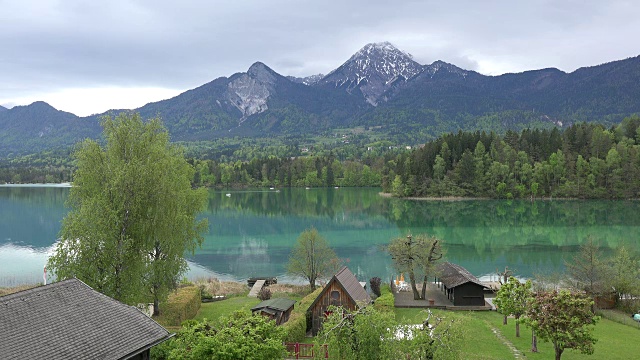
1, 185, 639, 286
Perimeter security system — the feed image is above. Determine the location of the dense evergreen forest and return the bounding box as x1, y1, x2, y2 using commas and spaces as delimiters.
3, 115, 640, 199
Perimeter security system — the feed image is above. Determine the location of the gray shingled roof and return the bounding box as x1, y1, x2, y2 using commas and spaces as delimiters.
334, 266, 371, 305
0, 278, 172, 360
437, 262, 486, 289
251, 298, 295, 312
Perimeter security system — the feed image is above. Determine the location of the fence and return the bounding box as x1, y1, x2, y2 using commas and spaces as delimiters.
285, 342, 328, 359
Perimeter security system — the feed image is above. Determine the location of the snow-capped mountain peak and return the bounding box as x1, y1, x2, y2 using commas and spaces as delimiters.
287, 73, 324, 86
319, 42, 423, 105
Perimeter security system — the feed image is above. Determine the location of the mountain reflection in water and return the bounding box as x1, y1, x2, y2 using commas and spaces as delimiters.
1, 186, 639, 286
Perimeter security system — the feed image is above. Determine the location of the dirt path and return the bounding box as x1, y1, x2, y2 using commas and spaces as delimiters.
485, 321, 526, 359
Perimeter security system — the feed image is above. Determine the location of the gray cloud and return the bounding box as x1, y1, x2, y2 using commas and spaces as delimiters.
1, 0, 638, 105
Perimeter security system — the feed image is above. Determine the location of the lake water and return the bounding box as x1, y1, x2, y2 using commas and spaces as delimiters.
1, 186, 639, 287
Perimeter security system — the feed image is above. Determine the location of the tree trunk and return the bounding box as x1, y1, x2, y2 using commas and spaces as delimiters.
153, 297, 160, 316
421, 275, 429, 299
554, 343, 563, 360
503, 315, 507, 325
409, 271, 421, 300
531, 329, 538, 352
515, 318, 520, 337
309, 276, 316, 291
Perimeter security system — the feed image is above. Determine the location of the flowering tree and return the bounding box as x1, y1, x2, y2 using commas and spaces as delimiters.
526, 290, 599, 360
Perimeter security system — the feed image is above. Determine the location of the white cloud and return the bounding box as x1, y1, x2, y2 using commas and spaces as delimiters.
1, 87, 182, 117
0, 0, 638, 116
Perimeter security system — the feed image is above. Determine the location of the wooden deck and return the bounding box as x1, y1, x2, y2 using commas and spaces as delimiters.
248, 279, 266, 297
393, 282, 492, 310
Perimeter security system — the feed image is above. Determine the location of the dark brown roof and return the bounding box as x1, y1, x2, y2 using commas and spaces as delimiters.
0, 278, 172, 360
334, 266, 371, 305
437, 262, 486, 289
308, 266, 371, 312
251, 298, 295, 312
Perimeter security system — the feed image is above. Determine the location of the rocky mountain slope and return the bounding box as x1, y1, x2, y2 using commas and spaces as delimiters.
1, 42, 640, 156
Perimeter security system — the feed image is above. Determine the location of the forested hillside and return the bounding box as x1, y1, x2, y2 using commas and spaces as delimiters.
3, 116, 640, 200
183, 115, 640, 199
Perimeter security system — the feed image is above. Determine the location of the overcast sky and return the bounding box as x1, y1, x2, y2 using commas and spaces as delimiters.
1, 0, 638, 117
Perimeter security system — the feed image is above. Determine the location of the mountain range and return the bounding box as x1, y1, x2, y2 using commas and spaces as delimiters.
1, 41, 640, 156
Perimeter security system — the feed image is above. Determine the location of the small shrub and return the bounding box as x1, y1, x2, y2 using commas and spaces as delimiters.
370, 277, 382, 297
199, 285, 214, 301
257, 287, 272, 301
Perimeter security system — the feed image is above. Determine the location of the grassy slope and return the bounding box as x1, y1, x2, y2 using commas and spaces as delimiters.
395, 308, 514, 360
474, 311, 640, 360
194, 292, 306, 323
194, 296, 262, 323
177, 292, 640, 359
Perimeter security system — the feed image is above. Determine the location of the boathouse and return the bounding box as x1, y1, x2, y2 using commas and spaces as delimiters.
436, 262, 487, 306
308, 266, 371, 335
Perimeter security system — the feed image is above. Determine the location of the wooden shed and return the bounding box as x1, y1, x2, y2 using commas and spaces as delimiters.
436, 262, 487, 306
251, 298, 296, 325
308, 266, 371, 335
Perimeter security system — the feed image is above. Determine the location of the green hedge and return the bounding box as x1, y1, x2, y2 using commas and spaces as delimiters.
283, 287, 323, 342
373, 284, 394, 312
159, 286, 202, 326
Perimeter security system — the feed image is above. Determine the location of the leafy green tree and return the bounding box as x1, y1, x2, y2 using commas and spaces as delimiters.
493, 277, 532, 337
287, 227, 341, 291
316, 306, 393, 360
432, 155, 446, 181
48, 112, 208, 314
391, 174, 406, 197
526, 290, 599, 360
316, 306, 462, 360
155, 312, 286, 360
606, 246, 640, 307
388, 233, 444, 300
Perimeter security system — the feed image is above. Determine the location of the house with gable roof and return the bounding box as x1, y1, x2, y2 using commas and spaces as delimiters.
308, 266, 371, 335
0, 278, 172, 360
436, 261, 488, 306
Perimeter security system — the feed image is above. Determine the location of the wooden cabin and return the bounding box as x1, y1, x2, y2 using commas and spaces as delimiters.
251, 298, 296, 325
308, 266, 371, 335
0, 278, 172, 360
436, 262, 487, 306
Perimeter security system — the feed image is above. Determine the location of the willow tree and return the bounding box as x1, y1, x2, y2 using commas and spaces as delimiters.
48, 112, 208, 315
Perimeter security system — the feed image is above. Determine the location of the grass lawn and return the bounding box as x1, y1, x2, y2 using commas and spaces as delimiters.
193, 292, 306, 323
476, 311, 640, 359
394, 308, 514, 359
194, 296, 261, 323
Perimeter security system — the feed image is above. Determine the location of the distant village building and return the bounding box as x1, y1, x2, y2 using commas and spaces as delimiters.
308, 266, 371, 335
436, 262, 487, 306
0, 278, 172, 360
251, 298, 296, 325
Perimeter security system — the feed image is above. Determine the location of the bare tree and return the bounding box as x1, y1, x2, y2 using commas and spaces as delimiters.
388, 233, 444, 300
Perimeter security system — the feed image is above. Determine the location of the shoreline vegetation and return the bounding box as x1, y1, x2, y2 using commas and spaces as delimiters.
2, 118, 640, 200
